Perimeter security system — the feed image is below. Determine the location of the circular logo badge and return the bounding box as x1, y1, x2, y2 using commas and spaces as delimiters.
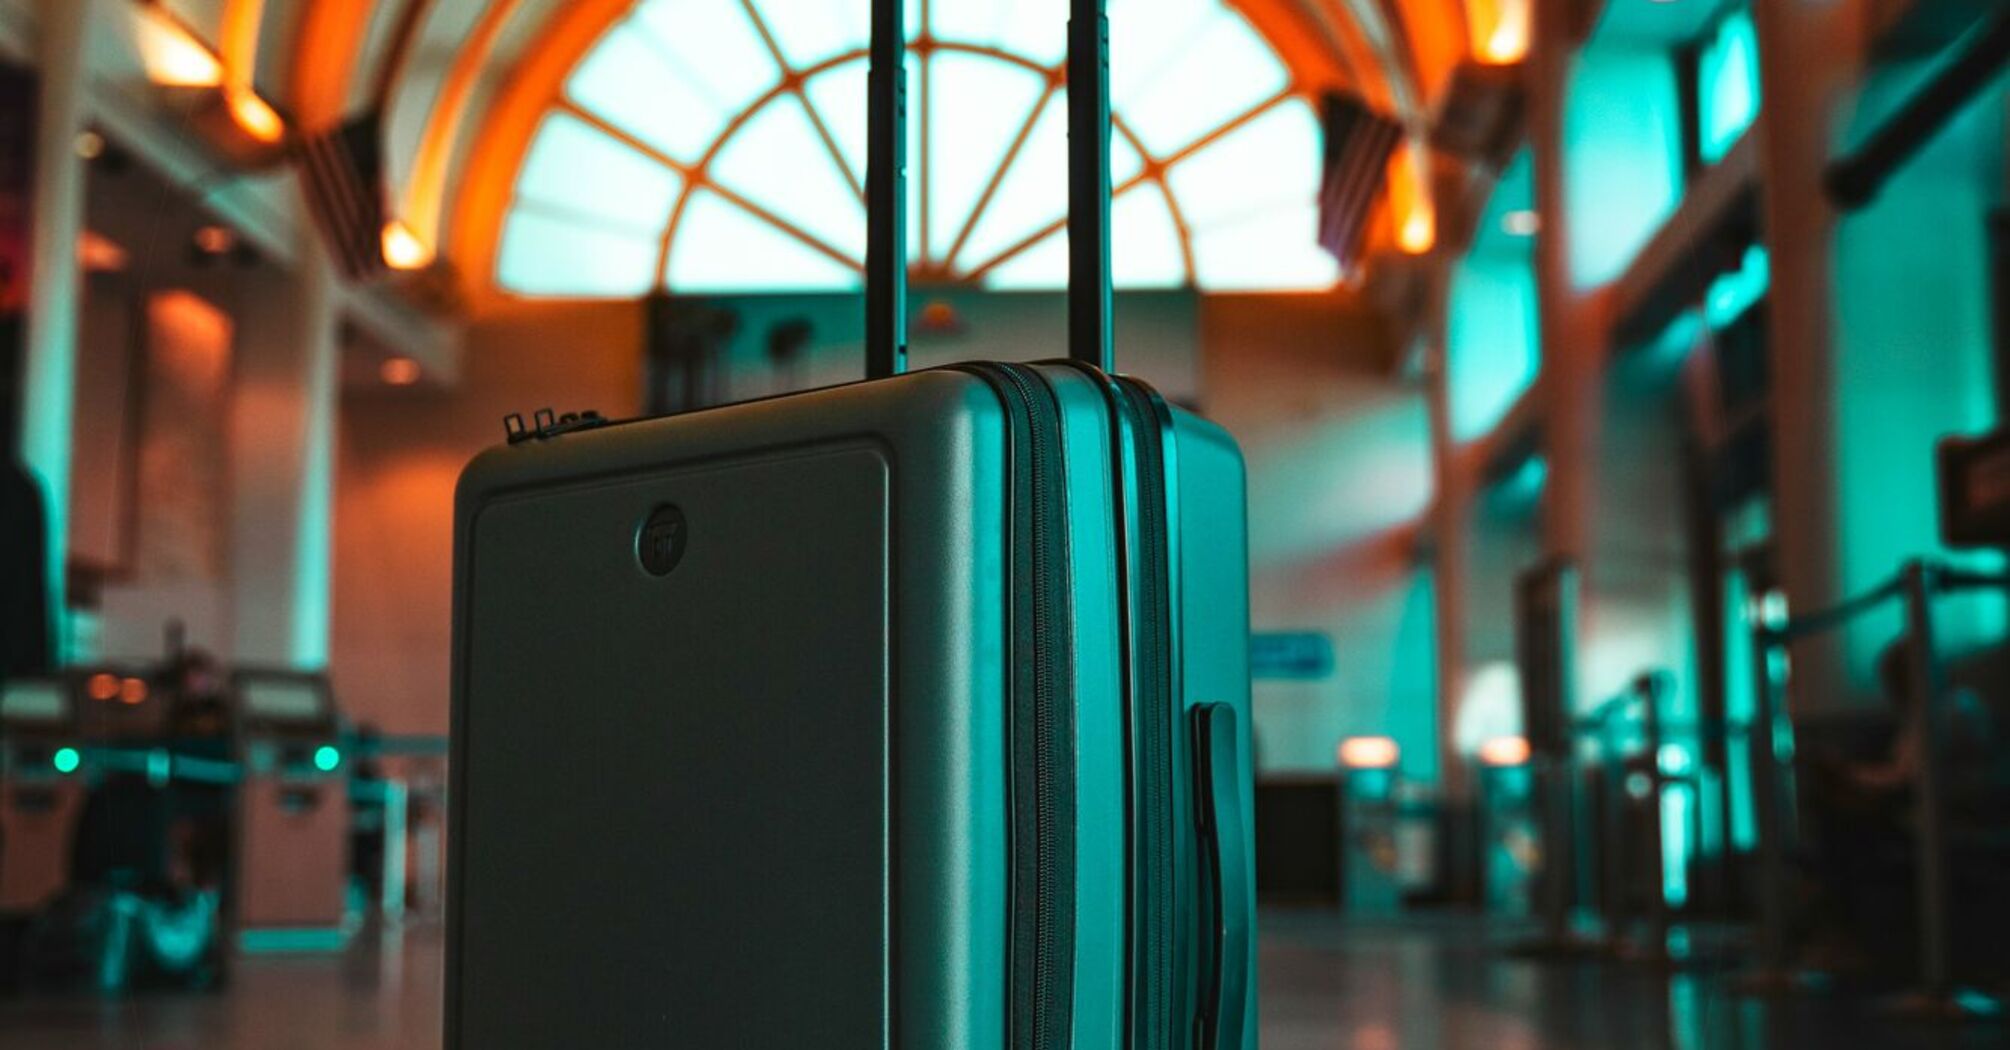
636, 504, 688, 577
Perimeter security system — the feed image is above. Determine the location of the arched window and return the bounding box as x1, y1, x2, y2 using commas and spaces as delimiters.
495, 0, 1334, 296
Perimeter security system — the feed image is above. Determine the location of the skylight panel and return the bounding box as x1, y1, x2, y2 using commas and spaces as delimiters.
712, 96, 866, 262
498, 206, 662, 297
668, 191, 862, 292
515, 112, 684, 233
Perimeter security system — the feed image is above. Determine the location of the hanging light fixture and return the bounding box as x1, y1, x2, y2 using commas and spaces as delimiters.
1390, 141, 1437, 255
380, 220, 435, 271
133, 1, 224, 87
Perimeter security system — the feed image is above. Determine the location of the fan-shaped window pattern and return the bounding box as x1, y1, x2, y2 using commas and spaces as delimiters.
496, 0, 1333, 296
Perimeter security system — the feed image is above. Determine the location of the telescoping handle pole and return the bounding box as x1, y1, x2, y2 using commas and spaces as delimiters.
1067, 0, 1113, 372
864, 0, 908, 380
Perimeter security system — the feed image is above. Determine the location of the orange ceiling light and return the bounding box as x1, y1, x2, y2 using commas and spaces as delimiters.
1467, 0, 1531, 65
1390, 140, 1436, 254
379, 356, 423, 386
78, 230, 131, 272
226, 88, 286, 143
1337, 736, 1402, 770
1478, 735, 1532, 767
381, 220, 435, 271
134, 2, 224, 87
218, 0, 285, 143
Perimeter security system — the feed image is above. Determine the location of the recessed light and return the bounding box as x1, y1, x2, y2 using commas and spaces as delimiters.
380, 220, 434, 271
380, 357, 422, 386
1502, 210, 1541, 236
193, 224, 235, 254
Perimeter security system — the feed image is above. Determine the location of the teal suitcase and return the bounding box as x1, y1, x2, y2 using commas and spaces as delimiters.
446, 3, 1253, 1046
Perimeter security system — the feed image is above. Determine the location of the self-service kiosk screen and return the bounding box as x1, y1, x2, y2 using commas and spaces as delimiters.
242, 678, 327, 723
1, 680, 69, 723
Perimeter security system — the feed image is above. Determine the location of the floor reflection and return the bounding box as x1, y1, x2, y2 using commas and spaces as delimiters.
1, 913, 2005, 1047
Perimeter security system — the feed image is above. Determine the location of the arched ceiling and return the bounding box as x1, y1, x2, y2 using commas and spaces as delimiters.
134, 0, 1507, 305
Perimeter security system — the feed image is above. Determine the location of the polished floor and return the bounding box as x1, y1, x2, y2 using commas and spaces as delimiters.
2, 914, 2004, 1048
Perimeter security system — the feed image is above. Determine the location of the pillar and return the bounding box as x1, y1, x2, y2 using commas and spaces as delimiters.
1424, 270, 1470, 806
18, 0, 106, 658
230, 243, 340, 668
1748, 0, 1871, 707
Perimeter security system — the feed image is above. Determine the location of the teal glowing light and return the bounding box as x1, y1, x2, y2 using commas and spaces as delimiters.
1704, 244, 1769, 331
313, 745, 341, 773
1447, 256, 1539, 440
1697, 8, 1760, 166
1504, 456, 1548, 502
1661, 782, 1693, 907
1448, 150, 1538, 441
1563, 49, 1683, 287
52, 747, 81, 774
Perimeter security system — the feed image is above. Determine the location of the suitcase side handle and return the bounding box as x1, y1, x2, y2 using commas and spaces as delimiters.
1190, 702, 1251, 1050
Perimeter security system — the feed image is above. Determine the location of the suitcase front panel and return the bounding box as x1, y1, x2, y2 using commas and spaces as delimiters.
458, 444, 890, 1047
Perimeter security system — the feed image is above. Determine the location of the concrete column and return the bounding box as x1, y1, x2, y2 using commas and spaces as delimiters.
229, 243, 340, 668
18, 0, 106, 657
1526, 3, 1595, 571
1748, 0, 1870, 706
1423, 271, 1470, 806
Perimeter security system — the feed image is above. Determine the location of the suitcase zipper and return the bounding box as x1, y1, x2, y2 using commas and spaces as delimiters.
997, 364, 1074, 1050
1114, 378, 1177, 1050
956, 363, 1076, 1050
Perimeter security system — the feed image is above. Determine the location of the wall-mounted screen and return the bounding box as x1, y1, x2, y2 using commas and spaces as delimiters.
240, 678, 327, 723
1, 680, 69, 723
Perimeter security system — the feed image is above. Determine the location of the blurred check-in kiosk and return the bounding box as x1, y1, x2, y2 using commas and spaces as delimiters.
1336, 737, 1434, 915
231, 671, 351, 952
0, 677, 86, 913
1475, 736, 1538, 916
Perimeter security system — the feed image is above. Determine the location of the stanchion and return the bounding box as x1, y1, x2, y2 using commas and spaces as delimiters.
1630, 673, 1674, 966
1881, 562, 2005, 1020
1731, 596, 1814, 996
1508, 750, 1595, 958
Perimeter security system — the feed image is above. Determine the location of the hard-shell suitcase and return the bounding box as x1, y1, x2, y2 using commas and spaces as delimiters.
446, 2, 1255, 1046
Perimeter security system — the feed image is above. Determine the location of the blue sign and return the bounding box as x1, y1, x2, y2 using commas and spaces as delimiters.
1250, 632, 1335, 680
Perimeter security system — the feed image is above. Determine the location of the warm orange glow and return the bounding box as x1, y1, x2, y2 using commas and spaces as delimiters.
381, 220, 435, 271
1468, 0, 1531, 65
453, 0, 635, 307
134, 3, 224, 87
193, 225, 236, 255
78, 230, 130, 272
291, 0, 378, 132
1478, 735, 1532, 767
1338, 736, 1402, 770
87, 673, 120, 702
220, 0, 269, 93
380, 356, 423, 386
1390, 142, 1437, 255
227, 88, 286, 144
119, 677, 149, 705
404, 0, 526, 255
